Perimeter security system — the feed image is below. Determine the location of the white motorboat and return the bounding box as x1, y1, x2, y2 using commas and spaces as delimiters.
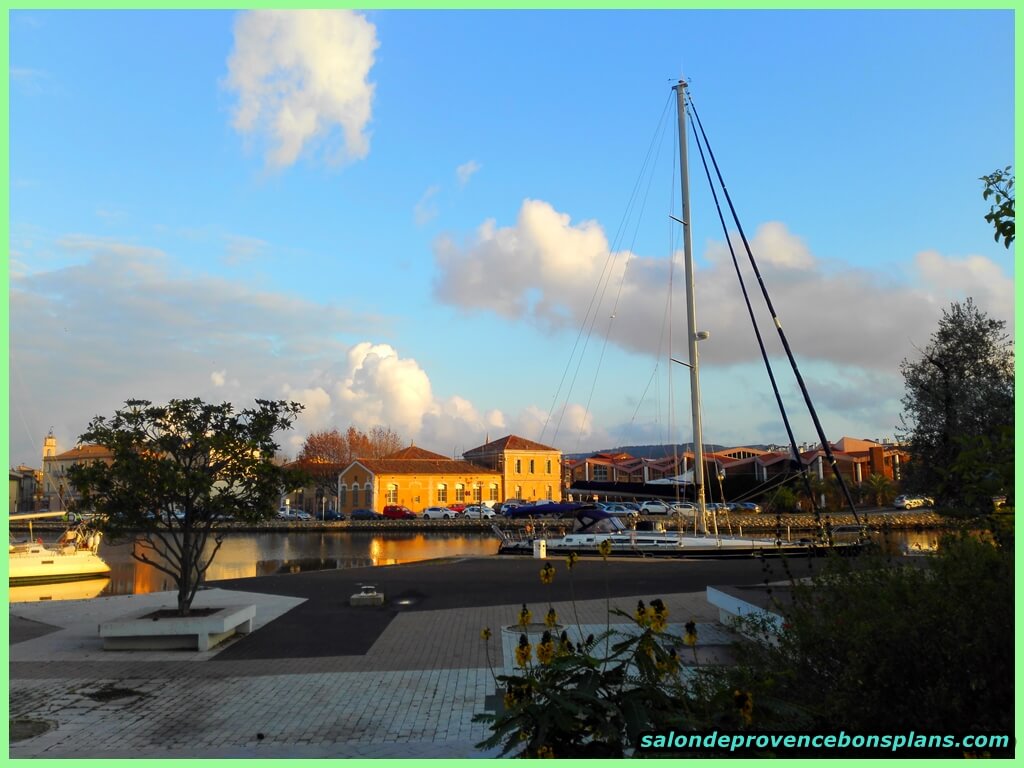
9, 511, 111, 584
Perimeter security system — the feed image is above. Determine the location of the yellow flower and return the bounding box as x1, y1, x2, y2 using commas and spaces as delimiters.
480, 627, 492, 641
649, 599, 669, 632
545, 607, 559, 627
536, 631, 556, 665
734, 689, 753, 725
684, 619, 698, 647
518, 604, 532, 627
539, 562, 555, 584
566, 551, 579, 570
635, 600, 648, 625
515, 633, 532, 667
557, 630, 573, 657
657, 647, 681, 679
503, 691, 517, 710
535, 745, 555, 758
597, 539, 612, 559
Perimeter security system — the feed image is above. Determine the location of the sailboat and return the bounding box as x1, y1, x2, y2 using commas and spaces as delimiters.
496, 81, 863, 559
9, 511, 111, 584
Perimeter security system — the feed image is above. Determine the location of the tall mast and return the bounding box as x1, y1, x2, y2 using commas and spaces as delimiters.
674, 79, 713, 535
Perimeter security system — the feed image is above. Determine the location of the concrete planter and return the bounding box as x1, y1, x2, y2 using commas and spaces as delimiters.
99, 604, 255, 651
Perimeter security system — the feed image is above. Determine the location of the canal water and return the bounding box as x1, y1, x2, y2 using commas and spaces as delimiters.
8, 528, 945, 603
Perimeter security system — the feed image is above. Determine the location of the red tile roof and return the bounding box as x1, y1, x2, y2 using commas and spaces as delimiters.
352, 458, 500, 476
383, 445, 452, 461
465, 434, 559, 454
49, 445, 113, 461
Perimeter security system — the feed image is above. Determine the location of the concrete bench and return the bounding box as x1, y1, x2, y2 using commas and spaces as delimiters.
99, 605, 256, 651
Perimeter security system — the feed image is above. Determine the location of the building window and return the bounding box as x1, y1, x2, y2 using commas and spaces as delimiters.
489, 483, 499, 501
455, 484, 465, 502
364, 483, 373, 508
546, 459, 552, 474
515, 485, 522, 499
351, 486, 359, 507
339, 485, 347, 507
594, 466, 609, 481
529, 459, 535, 474
515, 459, 522, 473
437, 484, 448, 504
546, 485, 553, 500
473, 484, 482, 502
386, 483, 398, 504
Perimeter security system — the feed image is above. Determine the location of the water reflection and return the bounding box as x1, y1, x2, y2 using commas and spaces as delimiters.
93, 531, 502, 597
10, 528, 954, 602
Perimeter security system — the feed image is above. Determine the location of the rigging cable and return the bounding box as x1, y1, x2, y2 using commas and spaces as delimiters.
686, 91, 860, 525
684, 96, 822, 529
541, 92, 675, 448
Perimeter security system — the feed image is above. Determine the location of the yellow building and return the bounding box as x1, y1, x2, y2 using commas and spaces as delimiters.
462, 435, 562, 503
42, 443, 114, 511
339, 446, 502, 513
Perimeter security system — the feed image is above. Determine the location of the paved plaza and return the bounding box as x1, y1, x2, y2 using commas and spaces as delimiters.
9, 556, 770, 759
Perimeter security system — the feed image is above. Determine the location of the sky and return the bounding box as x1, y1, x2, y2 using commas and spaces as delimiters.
8, 9, 1016, 467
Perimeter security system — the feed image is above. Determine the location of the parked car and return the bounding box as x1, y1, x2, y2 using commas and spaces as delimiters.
446, 503, 468, 513
316, 509, 344, 521
382, 505, 417, 520
638, 500, 672, 515
602, 503, 639, 517
670, 502, 698, 515
291, 510, 312, 521
736, 502, 762, 514
461, 505, 496, 519
277, 507, 295, 520
893, 495, 924, 510
350, 508, 383, 520
422, 506, 458, 520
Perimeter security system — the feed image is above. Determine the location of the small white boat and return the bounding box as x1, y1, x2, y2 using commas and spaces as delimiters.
9, 511, 111, 584
496, 508, 858, 559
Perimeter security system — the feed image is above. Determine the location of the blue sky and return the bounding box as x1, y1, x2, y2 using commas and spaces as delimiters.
8, 9, 1015, 466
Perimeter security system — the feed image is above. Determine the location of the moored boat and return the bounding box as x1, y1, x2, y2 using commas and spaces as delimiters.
9, 512, 111, 585
494, 507, 859, 559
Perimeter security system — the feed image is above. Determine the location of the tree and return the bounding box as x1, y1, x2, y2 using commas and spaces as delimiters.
898, 299, 1013, 511
68, 398, 304, 615
293, 425, 406, 512
863, 473, 894, 507
980, 166, 1014, 248
298, 428, 349, 463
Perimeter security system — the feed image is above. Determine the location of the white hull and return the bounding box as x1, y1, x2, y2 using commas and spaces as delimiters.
497, 530, 854, 559
9, 540, 111, 584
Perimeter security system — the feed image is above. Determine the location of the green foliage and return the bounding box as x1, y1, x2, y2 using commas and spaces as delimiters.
68, 397, 303, 614
898, 299, 1013, 511
475, 594, 705, 757
863, 473, 894, 507
717, 534, 1014, 736
980, 166, 1014, 248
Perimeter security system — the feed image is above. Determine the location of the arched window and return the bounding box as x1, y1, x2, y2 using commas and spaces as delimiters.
351, 486, 359, 507
488, 483, 499, 501
472, 484, 482, 503
386, 483, 398, 504
364, 483, 373, 508
455, 483, 465, 503
339, 484, 347, 507
437, 483, 448, 504
546, 485, 553, 500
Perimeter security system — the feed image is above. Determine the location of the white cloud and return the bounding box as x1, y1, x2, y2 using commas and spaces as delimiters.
225, 10, 379, 169
456, 160, 481, 186
432, 199, 1015, 374
211, 370, 227, 387
414, 185, 441, 226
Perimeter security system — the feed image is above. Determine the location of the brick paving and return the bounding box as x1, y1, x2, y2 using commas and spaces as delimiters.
10, 561, 744, 759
